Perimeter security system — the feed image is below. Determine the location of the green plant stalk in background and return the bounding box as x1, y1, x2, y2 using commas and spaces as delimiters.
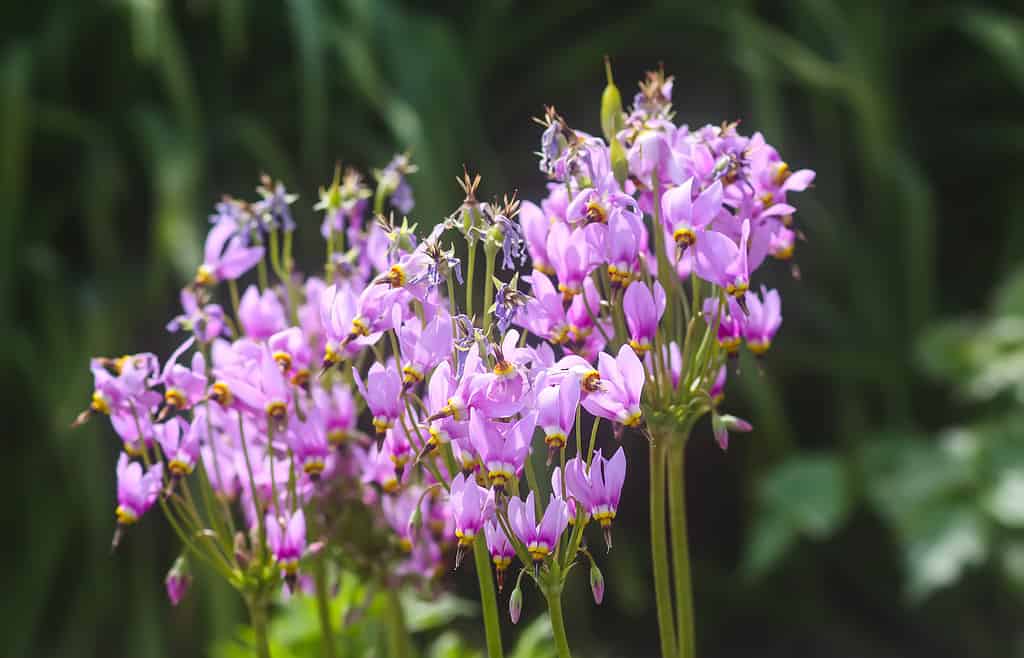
473, 537, 505, 658
669, 433, 696, 658
649, 440, 678, 658
245, 594, 272, 658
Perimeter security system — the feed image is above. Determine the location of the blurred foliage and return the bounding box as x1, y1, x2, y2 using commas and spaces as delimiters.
210, 571, 553, 658
3, 0, 1024, 657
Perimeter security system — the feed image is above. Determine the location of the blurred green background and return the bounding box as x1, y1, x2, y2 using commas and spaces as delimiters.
4, 1, 1024, 656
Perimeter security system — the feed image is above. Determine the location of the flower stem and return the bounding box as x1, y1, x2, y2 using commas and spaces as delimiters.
313, 557, 338, 658
649, 439, 677, 658
246, 594, 272, 658
669, 440, 695, 658
482, 243, 497, 335
545, 586, 573, 658
384, 588, 412, 658
473, 537, 505, 658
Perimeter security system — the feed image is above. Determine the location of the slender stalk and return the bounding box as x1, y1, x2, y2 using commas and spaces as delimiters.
473, 538, 505, 658
649, 439, 677, 658
313, 557, 338, 658
466, 237, 477, 320
482, 243, 497, 335
669, 439, 695, 658
246, 594, 272, 658
384, 588, 412, 658
545, 586, 573, 658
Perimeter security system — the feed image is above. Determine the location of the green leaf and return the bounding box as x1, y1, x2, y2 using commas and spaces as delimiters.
905, 504, 988, 602
757, 454, 851, 539
742, 513, 799, 579
983, 468, 1024, 527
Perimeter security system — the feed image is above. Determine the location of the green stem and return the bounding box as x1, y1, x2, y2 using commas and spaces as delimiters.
466, 237, 478, 320
650, 440, 677, 658
246, 594, 272, 658
669, 439, 695, 658
313, 557, 338, 658
545, 586, 573, 658
473, 538, 505, 658
384, 588, 412, 658
482, 243, 497, 335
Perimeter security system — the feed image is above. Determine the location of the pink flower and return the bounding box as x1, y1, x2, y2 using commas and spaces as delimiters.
267, 509, 307, 588
508, 491, 570, 568
195, 220, 264, 286
581, 345, 645, 428
115, 453, 163, 526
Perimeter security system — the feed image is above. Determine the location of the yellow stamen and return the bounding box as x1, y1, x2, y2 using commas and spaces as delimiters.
622, 410, 643, 427
747, 339, 771, 355
91, 391, 111, 415
115, 505, 137, 525
672, 226, 696, 246
272, 350, 292, 372
165, 388, 187, 409
195, 264, 216, 287
211, 381, 233, 407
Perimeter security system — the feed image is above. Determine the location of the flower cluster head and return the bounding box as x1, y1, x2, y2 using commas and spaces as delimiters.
76, 63, 813, 631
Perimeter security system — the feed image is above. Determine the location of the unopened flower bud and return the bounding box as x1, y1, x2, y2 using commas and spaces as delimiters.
600, 57, 625, 144
589, 560, 605, 605
165, 555, 192, 606
509, 583, 523, 624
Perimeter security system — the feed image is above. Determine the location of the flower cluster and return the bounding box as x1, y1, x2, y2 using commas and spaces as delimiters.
75, 63, 814, 657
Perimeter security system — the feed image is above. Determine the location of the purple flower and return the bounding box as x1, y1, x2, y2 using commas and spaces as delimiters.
623, 281, 666, 355
165, 556, 191, 606
449, 473, 496, 566
484, 520, 515, 590
693, 220, 751, 299
519, 200, 554, 275
661, 177, 722, 250
115, 453, 163, 526
468, 410, 535, 490
702, 297, 745, 356
399, 311, 452, 387
712, 412, 753, 451
287, 407, 330, 478
238, 285, 286, 340
312, 385, 357, 448
85, 353, 160, 420
353, 362, 402, 434
709, 365, 727, 403
581, 345, 645, 428
160, 337, 207, 411
267, 509, 307, 587
155, 417, 200, 477
537, 375, 580, 454
195, 220, 264, 286
565, 448, 626, 550
546, 222, 602, 301
508, 491, 570, 566
166, 288, 227, 342
605, 209, 645, 286
743, 286, 782, 354
254, 176, 299, 232
517, 271, 569, 344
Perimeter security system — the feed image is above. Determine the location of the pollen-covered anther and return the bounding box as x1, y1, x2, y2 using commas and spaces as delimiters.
115, 505, 138, 526
402, 365, 423, 386
168, 459, 193, 477
455, 529, 476, 547
558, 283, 578, 304
165, 388, 187, 409
621, 410, 643, 427
593, 505, 616, 528
772, 161, 791, 186
327, 429, 349, 447
585, 200, 608, 224
398, 537, 413, 552
387, 264, 406, 288
719, 336, 742, 355
350, 317, 371, 338
194, 264, 216, 287
527, 541, 551, 562
91, 390, 112, 415
210, 381, 233, 407
492, 359, 516, 378
290, 368, 311, 387
747, 339, 771, 355
303, 459, 326, 477
382, 477, 400, 494
265, 400, 288, 421
672, 226, 696, 247
544, 432, 566, 449
372, 416, 393, 434
272, 350, 292, 372
582, 369, 602, 393
628, 338, 651, 354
